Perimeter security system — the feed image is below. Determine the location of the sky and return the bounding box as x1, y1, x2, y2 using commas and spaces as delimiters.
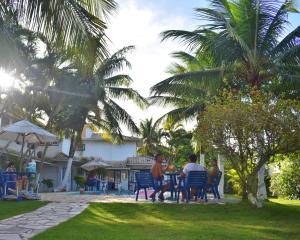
106, 0, 300, 134
106, 0, 206, 132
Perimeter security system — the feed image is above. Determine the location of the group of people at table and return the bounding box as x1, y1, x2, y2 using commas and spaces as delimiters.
1, 160, 37, 192
150, 153, 219, 202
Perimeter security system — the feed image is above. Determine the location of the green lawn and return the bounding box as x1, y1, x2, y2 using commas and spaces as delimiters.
0, 200, 47, 220
33, 199, 300, 240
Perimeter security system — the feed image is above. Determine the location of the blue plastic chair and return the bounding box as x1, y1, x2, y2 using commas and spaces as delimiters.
135, 172, 156, 201
0, 171, 4, 199
207, 171, 222, 199
86, 179, 97, 191
1, 172, 17, 198
183, 171, 208, 204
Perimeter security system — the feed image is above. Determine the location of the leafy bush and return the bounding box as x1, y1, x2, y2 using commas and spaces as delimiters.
74, 176, 86, 188
270, 154, 300, 200
226, 169, 242, 195
42, 179, 54, 189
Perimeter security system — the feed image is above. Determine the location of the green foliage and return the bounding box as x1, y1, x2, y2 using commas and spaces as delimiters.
0, 0, 117, 68
226, 169, 243, 195
196, 90, 300, 200
41, 179, 54, 189
138, 118, 166, 156
74, 176, 86, 188
151, 0, 300, 127
164, 125, 194, 165
270, 153, 300, 199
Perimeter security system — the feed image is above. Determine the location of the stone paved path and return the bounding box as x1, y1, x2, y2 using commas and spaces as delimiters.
0, 202, 88, 240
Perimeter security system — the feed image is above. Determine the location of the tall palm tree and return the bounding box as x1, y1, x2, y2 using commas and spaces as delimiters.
151, 0, 300, 122
138, 118, 166, 156
0, 0, 117, 67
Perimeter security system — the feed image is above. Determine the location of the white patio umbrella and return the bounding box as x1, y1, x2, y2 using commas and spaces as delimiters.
0, 119, 57, 171
81, 159, 110, 171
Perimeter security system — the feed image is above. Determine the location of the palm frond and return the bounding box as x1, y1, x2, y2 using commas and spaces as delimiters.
104, 74, 132, 87
106, 87, 148, 109
151, 69, 223, 95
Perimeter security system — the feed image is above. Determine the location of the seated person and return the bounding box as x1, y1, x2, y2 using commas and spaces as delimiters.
5, 162, 17, 190
150, 153, 170, 201
87, 172, 96, 181
181, 154, 205, 201
6, 162, 16, 172
208, 159, 220, 184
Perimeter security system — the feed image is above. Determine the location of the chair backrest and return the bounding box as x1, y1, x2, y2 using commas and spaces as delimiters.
211, 171, 222, 186
135, 172, 153, 188
0, 171, 4, 185
186, 171, 207, 188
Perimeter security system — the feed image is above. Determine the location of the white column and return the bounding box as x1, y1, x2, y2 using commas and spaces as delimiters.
257, 165, 267, 200
200, 153, 205, 167
217, 155, 225, 198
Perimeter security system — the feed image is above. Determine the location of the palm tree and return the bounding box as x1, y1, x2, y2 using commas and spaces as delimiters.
151, 0, 300, 122
150, 51, 214, 122
138, 118, 166, 156
0, 0, 117, 67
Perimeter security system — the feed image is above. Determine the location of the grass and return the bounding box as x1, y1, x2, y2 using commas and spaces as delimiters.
0, 200, 47, 220
33, 199, 300, 240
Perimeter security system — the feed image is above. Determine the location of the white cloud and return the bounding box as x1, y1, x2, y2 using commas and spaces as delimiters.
106, 0, 191, 133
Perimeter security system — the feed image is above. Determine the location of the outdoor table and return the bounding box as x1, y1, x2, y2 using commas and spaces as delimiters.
165, 172, 180, 199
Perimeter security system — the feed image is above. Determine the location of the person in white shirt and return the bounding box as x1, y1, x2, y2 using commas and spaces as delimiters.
181, 154, 206, 201
182, 154, 205, 176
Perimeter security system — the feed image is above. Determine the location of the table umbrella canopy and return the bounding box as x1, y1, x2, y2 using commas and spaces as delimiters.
81, 159, 110, 171
0, 119, 57, 143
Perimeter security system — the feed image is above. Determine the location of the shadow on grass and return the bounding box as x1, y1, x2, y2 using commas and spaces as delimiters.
32, 201, 300, 240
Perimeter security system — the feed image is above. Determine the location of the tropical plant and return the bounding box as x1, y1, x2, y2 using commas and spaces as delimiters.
162, 118, 194, 165
138, 118, 166, 156
74, 176, 86, 188
41, 178, 54, 190
0, 0, 117, 67
150, 51, 209, 122
152, 0, 300, 122
196, 90, 300, 204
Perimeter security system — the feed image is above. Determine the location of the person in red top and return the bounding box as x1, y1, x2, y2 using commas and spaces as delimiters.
150, 153, 170, 201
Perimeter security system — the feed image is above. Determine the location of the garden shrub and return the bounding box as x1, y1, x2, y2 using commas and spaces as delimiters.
270, 154, 300, 200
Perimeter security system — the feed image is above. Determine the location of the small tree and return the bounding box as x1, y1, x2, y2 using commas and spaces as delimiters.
196, 90, 300, 205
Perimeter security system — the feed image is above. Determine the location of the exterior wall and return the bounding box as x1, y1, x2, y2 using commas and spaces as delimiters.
38, 164, 60, 192
75, 141, 137, 161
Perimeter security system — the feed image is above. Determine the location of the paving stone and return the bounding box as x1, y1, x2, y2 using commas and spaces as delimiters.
0, 202, 88, 240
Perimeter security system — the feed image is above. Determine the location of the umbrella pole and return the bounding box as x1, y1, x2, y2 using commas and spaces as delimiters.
19, 134, 25, 172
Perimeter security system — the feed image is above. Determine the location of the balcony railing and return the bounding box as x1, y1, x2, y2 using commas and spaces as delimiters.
127, 156, 154, 166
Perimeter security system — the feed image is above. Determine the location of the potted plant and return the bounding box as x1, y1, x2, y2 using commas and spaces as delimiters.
41, 179, 54, 192
74, 176, 86, 194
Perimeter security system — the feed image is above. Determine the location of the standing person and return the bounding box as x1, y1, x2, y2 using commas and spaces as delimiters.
208, 159, 220, 184
150, 153, 170, 201
181, 154, 206, 201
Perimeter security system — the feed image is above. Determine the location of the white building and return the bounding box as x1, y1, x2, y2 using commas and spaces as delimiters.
0, 116, 154, 192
